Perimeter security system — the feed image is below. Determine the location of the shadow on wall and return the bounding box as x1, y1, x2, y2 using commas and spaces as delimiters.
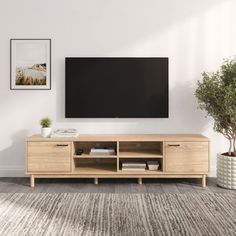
0, 130, 28, 168
127, 81, 211, 134
169, 80, 210, 133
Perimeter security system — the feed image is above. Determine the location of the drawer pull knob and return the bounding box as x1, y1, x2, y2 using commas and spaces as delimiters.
56, 144, 69, 147
168, 144, 180, 147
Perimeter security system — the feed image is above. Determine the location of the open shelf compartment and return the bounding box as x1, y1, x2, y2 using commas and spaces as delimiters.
74, 141, 118, 158
119, 141, 163, 158
73, 158, 117, 174
119, 157, 163, 174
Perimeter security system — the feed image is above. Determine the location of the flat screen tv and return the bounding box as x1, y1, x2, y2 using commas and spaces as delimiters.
66, 57, 168, 118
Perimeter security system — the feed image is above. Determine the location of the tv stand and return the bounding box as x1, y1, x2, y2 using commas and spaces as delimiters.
26, 134, 210, 188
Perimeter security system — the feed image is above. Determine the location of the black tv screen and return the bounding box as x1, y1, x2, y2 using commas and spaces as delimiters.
66, 57, 168, 118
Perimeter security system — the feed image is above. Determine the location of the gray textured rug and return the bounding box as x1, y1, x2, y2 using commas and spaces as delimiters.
0, 193, 235, 236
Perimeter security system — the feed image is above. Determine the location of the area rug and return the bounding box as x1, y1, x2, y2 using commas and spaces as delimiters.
0, 193, 235, 236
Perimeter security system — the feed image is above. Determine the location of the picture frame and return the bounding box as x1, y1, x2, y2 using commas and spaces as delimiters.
10, 39, 51, 90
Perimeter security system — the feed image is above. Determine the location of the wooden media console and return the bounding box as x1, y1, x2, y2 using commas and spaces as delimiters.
26, 134, 210, 188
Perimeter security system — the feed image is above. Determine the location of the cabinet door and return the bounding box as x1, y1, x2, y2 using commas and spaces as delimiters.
27, 142, 71, 172
165, 142, 209, 173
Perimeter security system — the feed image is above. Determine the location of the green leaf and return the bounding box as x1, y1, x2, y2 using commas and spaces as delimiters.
40, 117, 52, 128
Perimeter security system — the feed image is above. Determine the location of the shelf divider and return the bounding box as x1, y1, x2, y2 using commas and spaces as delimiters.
74, 154, 117, 159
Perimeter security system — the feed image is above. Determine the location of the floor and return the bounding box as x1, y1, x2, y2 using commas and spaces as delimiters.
0, 177, 235, 194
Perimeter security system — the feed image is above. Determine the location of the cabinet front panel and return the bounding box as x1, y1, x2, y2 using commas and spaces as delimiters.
27, 142, 71, 172
165, 142, 209, 173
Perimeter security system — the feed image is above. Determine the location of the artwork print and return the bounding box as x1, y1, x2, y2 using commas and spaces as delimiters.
10, 39, 51, 90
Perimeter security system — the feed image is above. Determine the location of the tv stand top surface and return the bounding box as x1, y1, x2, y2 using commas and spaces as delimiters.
27, 134, 209, 142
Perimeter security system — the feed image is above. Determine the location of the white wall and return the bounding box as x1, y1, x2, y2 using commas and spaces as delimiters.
0, 0, 235, 177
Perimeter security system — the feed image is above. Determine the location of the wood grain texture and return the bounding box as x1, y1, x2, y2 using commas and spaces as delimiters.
119, 150, 163, 158
27, 134, 209, 142
165, 142, 209, 173
26, 134, 210, 187
74, 141, 117, 155
32, 174, 203, 179
119, 141, 162, 155
30, 175, 35, 188
27, 142, 71, 172
74, 154, 117, 158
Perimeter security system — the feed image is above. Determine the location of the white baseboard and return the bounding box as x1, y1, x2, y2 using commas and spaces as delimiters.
0, 165, 26, 177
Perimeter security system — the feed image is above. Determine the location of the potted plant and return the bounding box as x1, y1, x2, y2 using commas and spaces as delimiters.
195, 58, 236, 189
40, 117, 52, 138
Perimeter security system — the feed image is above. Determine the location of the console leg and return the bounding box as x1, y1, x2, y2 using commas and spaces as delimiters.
138, 178, 142, 185
30, 175, 35, 188
202, 175, 206, 188
94, 178, 98, 185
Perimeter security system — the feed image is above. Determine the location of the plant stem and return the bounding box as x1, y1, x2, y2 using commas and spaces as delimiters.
228, 139, 232, 156
233, 138, 236, 156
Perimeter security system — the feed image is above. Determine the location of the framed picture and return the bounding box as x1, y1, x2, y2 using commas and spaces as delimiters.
10, 39, 51, 90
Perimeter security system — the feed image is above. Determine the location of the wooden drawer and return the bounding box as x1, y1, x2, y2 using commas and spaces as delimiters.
165, 142, 209, 173
27, 142, 71, 172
